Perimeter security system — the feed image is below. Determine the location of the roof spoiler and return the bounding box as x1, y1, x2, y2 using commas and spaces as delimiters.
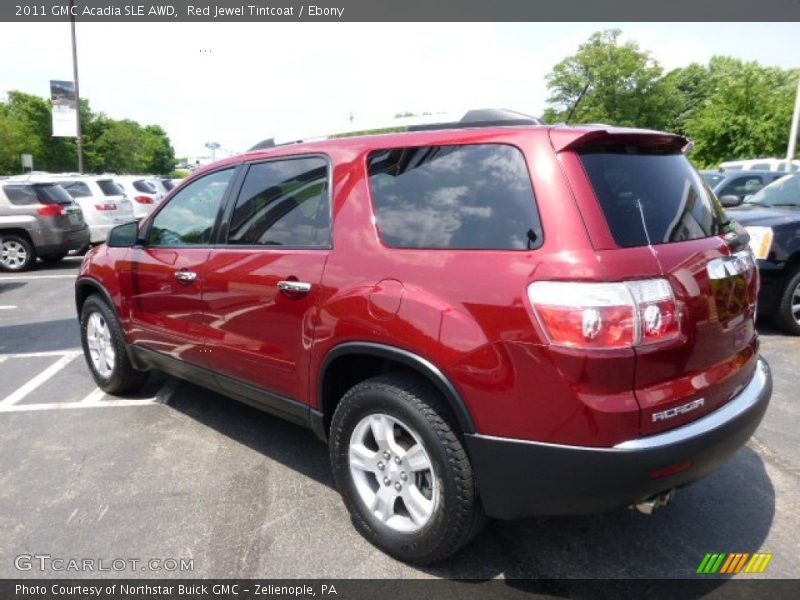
549, 126, 691, 154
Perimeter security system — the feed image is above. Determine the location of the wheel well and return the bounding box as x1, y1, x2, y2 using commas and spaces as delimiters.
0, 229, 33, 246
319, 349, 473, 437
75, 281, 112, 315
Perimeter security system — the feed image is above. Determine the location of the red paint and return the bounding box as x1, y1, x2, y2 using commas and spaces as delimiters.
77, 125, 760, 448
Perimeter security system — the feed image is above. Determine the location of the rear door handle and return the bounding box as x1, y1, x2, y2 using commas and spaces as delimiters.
277, 280, 312, 294
175, 270, 197, 283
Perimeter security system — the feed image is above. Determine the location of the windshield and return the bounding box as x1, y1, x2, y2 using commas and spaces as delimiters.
744, 174, 800, 207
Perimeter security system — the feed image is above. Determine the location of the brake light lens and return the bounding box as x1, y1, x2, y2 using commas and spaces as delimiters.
133, 195, 154, 204
36, 204, 65, 217
94, 202, 117, 211
528, 279, 680, 349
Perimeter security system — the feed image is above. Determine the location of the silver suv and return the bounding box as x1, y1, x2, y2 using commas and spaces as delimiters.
0, 179, 90, 271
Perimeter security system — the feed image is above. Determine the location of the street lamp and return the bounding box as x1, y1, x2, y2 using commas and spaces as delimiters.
205, 142, 221, 162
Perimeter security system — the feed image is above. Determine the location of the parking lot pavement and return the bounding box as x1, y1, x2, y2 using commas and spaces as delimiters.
0, 258, 799, 581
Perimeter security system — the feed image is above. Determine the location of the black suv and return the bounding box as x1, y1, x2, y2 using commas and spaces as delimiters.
728, 173, 800, 334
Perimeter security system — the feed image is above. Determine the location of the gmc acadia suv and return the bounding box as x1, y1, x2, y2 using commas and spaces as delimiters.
75, 112, 772, 563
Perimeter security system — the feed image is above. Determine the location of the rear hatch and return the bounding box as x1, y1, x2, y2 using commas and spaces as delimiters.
96, 179, 135, 221
555, 128, 759, 435
5, 183, 85, 230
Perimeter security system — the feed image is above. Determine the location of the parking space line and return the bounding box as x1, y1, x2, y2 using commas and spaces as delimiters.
0, 398, 160, 413
0, 305, 17, 310
0, 350, 82, 359
0, 353, 81, 407
0, 274, 77, 281
79, 388, 106, 404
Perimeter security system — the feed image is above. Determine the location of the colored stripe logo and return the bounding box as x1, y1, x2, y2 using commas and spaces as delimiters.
696, 552, 773, 574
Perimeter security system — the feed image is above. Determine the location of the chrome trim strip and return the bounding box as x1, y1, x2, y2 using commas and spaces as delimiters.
614, 358, 769, 450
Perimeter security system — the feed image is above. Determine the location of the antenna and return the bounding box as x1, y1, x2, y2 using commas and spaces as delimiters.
565, 83, 591, 125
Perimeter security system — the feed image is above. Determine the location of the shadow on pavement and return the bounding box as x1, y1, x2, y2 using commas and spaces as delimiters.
0, 318, 82, 354
164, 378, 775, 582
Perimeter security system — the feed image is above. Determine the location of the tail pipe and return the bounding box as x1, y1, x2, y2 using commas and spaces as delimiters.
632, 489, 676, 515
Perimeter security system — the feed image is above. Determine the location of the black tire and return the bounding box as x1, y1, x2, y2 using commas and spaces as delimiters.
41, 253, 67, 264
329, 372, 484, 564
0, 233, 35, 272
772, 267, 800, 336
79, 295, 149, 394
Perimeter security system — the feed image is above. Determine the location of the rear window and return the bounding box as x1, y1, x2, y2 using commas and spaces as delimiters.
162, 180, 175, 191
97, 179, 124, 196
133, 180, 157, 194
3, 184, 73, 206
579, 150, 726, 248
58, 181, 92, 198
366, 144, 542, 250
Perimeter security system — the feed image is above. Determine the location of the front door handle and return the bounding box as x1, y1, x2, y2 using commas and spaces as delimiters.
175, 270, 198, 283
277, 280, 312, 294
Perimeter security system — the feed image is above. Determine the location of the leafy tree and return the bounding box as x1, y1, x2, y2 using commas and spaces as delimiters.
0, 90, 176, 175
543, 29, 680, 129
676, 58, 799, 167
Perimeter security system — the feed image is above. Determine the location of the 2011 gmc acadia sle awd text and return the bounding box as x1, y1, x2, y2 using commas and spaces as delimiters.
75, 110, 772, 563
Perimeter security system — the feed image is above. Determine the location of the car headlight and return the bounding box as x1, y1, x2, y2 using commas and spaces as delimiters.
745, 226, 773, 260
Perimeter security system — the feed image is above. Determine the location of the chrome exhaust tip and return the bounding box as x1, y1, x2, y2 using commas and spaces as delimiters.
632, 489, 675, 515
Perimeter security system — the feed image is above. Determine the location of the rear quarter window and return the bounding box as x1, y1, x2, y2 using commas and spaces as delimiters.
579, 149, 725, 248
3, 185, 38, 205
366, 144, 542, 250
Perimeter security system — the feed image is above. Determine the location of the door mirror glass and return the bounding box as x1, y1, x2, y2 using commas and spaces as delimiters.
107, 221, 140, 247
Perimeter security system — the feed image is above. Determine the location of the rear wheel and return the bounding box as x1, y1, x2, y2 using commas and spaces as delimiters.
80, 295, 149, 394
329, 373, 484, 564
0, 234, 35, 272
773, 267, 800, 335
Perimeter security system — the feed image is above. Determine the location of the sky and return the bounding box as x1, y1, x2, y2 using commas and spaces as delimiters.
1, 22, 798, 158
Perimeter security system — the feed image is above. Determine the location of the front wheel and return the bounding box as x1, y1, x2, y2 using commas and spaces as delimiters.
80, 295, 149, 394
772, 267, 800, 336
329, 373, 484, 564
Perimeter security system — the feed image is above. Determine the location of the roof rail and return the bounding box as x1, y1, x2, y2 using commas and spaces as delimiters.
247, 109, 542, 152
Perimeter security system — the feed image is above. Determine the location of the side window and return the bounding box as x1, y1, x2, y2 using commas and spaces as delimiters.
719, 176, 763, 197
58, 181, 92, 198
147, 169, 234, 246
226, 157, 330, 248
3, 185, 38, 205
366, 144, 541, 250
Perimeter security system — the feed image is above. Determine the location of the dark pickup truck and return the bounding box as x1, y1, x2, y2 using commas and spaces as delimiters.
728, 173, 800, 334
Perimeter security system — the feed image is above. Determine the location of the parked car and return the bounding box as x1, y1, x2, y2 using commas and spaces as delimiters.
113, 176, 164, 219
719, 158, 800, 173
727, 173, 800, 335
1, 179, 90, 271
700, 170, 785, 207
75, 115, 771, 563
45, 175, 135, 244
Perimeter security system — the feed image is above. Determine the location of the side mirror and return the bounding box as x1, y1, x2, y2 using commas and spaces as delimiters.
107, 221, 142, 248
719, 194, 742, 207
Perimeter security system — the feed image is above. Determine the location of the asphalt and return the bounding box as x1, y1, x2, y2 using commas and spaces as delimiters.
0, 257, 798, 581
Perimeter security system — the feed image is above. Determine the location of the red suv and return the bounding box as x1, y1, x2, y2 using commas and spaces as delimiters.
76, 111, 772, 564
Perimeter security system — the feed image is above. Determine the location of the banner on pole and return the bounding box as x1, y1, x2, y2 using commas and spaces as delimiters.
50, 80, 78, 137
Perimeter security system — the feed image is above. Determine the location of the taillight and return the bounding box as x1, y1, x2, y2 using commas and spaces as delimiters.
528, 279, 680, 350
133, 195, 154, 204
36, 204, 65, 217
94, 202, 117, 211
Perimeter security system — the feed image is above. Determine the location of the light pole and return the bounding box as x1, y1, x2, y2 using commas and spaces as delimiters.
786, 74, 800, 171
69, 0, 84, 173
205, 142, 220, 162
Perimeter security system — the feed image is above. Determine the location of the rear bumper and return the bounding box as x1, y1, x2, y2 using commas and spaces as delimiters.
465, 357, 772, 520
36, 226, 91, 255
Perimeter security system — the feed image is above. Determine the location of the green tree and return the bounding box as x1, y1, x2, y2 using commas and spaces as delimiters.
676, 57, 799, 167
139, 124, 176, 175
543, 29, 680, 130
